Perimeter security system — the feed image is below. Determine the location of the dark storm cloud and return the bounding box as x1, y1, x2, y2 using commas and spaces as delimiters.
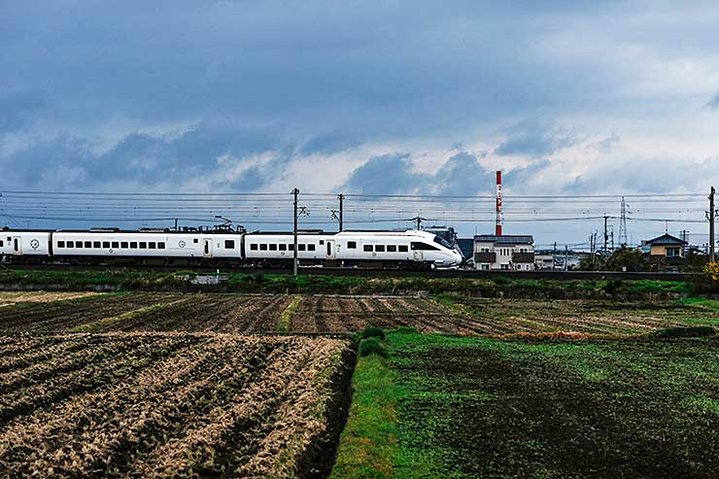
344, 150, 552, 196
433, 152, 494, 195
298, 131, 360, 156
494, 119, 578, 157
1, 0, 627, 142
505, 159, 552, 188
0, 123, 291, 191
343, 154, 428, 195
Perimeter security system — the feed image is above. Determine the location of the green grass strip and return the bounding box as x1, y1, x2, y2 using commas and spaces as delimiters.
331, 353, 398, 479
277, 295, 302, 332
68, 301, 176, 333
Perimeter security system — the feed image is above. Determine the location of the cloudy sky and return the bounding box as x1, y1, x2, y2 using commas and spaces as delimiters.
2, 1, 719, 244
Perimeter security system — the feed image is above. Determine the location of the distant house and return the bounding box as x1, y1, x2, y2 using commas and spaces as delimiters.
534, 249, 584, 270
473, 234, 534, 271
642, 233, 687, 259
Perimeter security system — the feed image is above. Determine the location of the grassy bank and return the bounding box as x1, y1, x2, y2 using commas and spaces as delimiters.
332, 329, 719, 478
0, 268, 691, 298
330, 353, 399, 479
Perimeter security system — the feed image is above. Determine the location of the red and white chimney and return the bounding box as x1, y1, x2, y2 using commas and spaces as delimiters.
495, 170, 503, 236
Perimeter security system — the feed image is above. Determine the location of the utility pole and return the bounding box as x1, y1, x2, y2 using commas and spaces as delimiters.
174, 218, 178, 232
708, 186, 717, 263
564, 245, 568, 272
337, 194, 344, 232
603, 215, 609, 254
413, 216, 425, 230
292, 188, 299, 276
553, 241, 557, 271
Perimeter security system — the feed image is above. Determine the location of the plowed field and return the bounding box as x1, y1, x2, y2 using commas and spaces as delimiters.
0, 291, 97, 306
445, 297, 719, 335
0, 333, 352, 478
3, 292, 717, 336
0, 293, 176, 333
290, 296, 482, 334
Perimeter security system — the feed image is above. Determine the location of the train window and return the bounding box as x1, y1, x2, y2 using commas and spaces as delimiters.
94, 241, 101, 248
279, 244, 287, 251
308, 244, 315, 251
85, 241, 92, 248
224, 240, 235, 249
298, 244, 306, 251
260, 244, 268, 251
158, 242, 165, 249
102, 241, 110, 248
347, 241, 357, 249
269, 244, 277, 251
411, 242, 439, 251
194, 238, 199, 244
288, 243, 294, 251
149, 242, 156, 249
387, 245, 397, 252
139, 242, 147, 249
121, 242, 129, 248
363, 245, 372, 252
75, 242, 83, 249
112, 242, 119, 248
130, 242, 138, 248
250, 244, 258, 251
57, 241, 64, 248
67, 241, 74, 248
319, 240, 324, 245
398, 245, 409, 252
375, 245, 385, 252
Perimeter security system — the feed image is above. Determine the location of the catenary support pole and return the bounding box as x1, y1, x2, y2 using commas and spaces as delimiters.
337, 194, 344, 232
292, 188, 299, 276
709, 187, 716, 263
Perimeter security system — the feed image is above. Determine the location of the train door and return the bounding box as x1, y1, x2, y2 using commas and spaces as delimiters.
12, 237, 22, 255
203, 239, 213, 258
325, 240, 336, 260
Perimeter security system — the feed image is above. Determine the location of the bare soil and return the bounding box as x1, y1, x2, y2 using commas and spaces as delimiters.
0, 333, 352, 478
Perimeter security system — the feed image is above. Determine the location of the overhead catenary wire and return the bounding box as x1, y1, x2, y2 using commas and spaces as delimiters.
0, 189, 712, 247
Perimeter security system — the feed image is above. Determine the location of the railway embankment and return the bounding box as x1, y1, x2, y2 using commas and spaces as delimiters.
0, 267, 693, 300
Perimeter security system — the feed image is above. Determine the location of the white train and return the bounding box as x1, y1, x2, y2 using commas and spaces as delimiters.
0, 227, 463, 269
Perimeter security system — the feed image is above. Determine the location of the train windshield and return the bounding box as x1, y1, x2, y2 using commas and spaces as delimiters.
432, 235, 453, 250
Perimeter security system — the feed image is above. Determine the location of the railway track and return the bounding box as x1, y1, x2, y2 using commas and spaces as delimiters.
0, 263, 694, 281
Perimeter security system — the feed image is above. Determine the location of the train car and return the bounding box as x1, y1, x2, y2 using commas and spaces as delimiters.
244, 229, 462, 268
243, 231, 329, 267
51, 229, 243, 265
1, 226, 462, 269
0, 229, 52, 263
333, 230, 462, 268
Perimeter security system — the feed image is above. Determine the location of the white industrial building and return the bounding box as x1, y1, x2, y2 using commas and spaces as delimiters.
473, 234, 535, 271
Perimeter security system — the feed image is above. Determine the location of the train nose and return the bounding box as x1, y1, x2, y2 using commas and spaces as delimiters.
445, 250, 462, 267
454, 251, 463, 265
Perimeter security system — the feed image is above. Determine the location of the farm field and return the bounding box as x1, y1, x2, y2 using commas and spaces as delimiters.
436, 295, 719, 335
333, 330, 719, 478
0, 332, 353, 478
0, 291, 97, 307
3, 292, 719, 335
